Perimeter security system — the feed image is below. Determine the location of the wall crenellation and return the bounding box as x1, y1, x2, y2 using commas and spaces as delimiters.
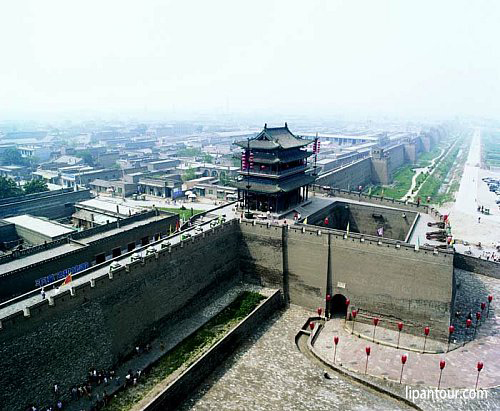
0, 220, 241, 330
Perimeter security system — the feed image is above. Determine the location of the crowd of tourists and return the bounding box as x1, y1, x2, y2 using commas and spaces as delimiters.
25, 343, 152, 411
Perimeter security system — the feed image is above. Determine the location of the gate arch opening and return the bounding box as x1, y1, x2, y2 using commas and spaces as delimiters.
330, 294, 347, 317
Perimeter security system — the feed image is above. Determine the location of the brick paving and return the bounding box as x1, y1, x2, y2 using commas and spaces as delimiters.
182, 305, 409, 411
314, 270, 499, 390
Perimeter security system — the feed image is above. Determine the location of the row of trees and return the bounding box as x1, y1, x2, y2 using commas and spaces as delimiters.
0, 176, 49, 199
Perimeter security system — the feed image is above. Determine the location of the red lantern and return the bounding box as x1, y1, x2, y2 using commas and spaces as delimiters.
373, 318, 379, 326
397, 322, 403, 349
423, 327, 430, 352
400, 354, 408, 384
317, 307, 323, 317
309, 322, 315, 331
346, 298, 350, 307
488, 295, 493, 303
481, 302, 486, 311
352, 309, 357, 318
333, 336, 339, 363
476, 361, 484, 389
476, 312, 481, 321
324, 217, 329, 225
326, 294, 331, 302
466, 318, 472, 328
364, 346, 371, 374
447, 325, 455, 352
438, 360, 446, 389
487, 295, 493, 318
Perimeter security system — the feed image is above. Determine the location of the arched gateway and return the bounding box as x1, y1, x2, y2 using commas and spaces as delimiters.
330, 294, 348, 317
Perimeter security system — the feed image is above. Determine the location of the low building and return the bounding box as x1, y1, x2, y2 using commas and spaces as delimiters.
3, 215, 76, 245
18, 145, 52, 162
138, 173, 183, 199
72, 198, 144, 228
89, 179, 137, 198
145, 158, 180, 172
192, 183, 238, 201
0, 165, 30, 180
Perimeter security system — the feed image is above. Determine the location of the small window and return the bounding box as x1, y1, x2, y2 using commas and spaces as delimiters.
127, 242, 135, 252
141, 236, 149, 246
112, 247, 121, 258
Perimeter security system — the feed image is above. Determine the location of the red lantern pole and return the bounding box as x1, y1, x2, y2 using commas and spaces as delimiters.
474, 312, 481, 338
480, 302, 486, 324
345, 298, 350, 323
372, 317, 379, 342
464, 318, 472, 347
447, 325, 455, 352
364, 346, 371, 374
438, 360, 446, 389
351, 309, 357, 334
326, 294, 331, 319
333, 336, 339, 364
487, 295, 493, 318
400, 354, 407, 384
423, 326, 430, 352
309, 322, 315, 332
397, 322, 403, 349
317, 307, 323, 318
475, 362, 484, 390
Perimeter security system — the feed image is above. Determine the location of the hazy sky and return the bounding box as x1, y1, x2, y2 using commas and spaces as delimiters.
1, 0, 499, 120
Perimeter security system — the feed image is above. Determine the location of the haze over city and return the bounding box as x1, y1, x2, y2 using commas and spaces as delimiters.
1, 2, 500, 411
1, 0, 500, 121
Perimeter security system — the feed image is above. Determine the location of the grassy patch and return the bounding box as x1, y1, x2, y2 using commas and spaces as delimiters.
418, 135, 467, 204
370, 165, 415, 199
416, 147, 442, 167
159, 207, 203, 220
104, 291, 265, 411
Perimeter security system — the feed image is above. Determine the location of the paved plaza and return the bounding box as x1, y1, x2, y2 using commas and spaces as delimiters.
182, 305, 410, 411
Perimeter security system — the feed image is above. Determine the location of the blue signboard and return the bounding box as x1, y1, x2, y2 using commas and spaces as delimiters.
35, 262, 90, 288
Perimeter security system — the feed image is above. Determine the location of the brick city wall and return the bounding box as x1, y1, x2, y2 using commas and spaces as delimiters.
0, 213, 179, 301
144, 289, 283, 411
0, 189, 92, 219
0, 221, 240, 410
239, 221, 454, 339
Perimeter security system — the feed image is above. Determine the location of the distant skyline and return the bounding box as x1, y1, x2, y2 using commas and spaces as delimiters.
1, 0, 500, 121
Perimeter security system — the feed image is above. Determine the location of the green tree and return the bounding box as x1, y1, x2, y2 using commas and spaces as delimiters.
182, 168, 197, 182
202, 153, 213, 164
76, 150, 95, 166
23, 179, 49, 195
0, 176, 23, 198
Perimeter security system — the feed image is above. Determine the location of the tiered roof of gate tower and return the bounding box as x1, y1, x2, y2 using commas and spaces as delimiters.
234, 123, 316, 212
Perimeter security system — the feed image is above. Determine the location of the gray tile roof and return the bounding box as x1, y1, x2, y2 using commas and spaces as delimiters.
235, 124, 311, 151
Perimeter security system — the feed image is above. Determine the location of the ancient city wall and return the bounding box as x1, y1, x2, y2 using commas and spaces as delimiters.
0, 222, 240, 410
0, 189, 92, 219
385, 144, 405, 175
453, 253, 500, 279
315, 157, 372, 190
239, 221, 454, 339
144, 289, 283, 411
0, 213, 179, 301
